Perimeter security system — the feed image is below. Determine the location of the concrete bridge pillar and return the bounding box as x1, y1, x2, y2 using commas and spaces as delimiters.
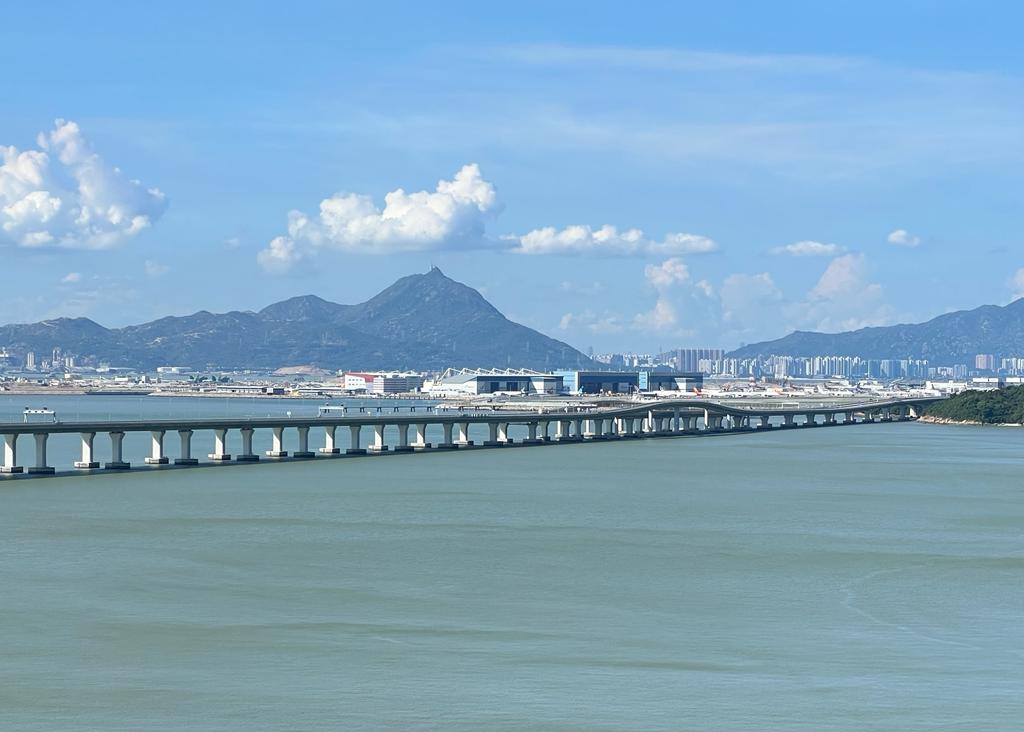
28, 433, 55, 474
524, 422, 541, 444
394, 424, 413, 453
267, 426, 288, 458
824, 413, 836, 425
844, 412, 855, 424
411, 423, 431, 450
1, 433, 21, 474
237, 427, 259, 462
106, 431, 130, 470
294, 426, 314, 458
320, 425, 340, 454
484, 422, 501, 446
759, 415, 770, 429
146, 430, 170, 465
539, 421, 551, 442
209, 428, 231, 462
783, 414, 794, 427
369, 424, 389, 453
498, 422, 512, 445
176, 429, 198, 465
673, 408, 682, 432
455, 421, 473, 447
557, 419, 572, 441
572, 418, 584, 440
75, 432, 99, 469
438, 423, 456, 449
348, 425, 366, 454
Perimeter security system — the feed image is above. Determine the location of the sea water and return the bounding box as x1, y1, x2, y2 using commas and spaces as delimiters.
0, 395, 1021, 730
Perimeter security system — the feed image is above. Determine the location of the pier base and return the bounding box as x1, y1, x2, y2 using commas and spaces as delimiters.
292, 451, 315, 459
174, 458, 199, 466
0, 466, 24, 473
208, 454, 232, 462
346, 448, 367, 455
27, 466, 56, 475
144, 457, 170, 465
392, 446, 414, 453
265, 451, 288, 458
235, 455, 260, 462
104, 461, 131, 470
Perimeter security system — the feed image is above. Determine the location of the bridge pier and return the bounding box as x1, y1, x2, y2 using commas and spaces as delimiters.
146, 430, 170, 465
369, 424, 389, 453
320, 425, 340, 454
176, 429, 198, 465
411, 423, 431, 450
523, 421, 542, 445
237, 427, 259, 462
484, 422, 501, 447
347, 425, 366, 455
27, 433, 55, 474
783, 414, 794, 428
437, 423, 456, 449
1, 433, 21, 473
294, 426, 315, 457
394, 424, 413, 453
105, 431, 130, 470
498, 422, 512, 445
455, 421, 473, 447
266, 426, 288, 458
75, 432, 99, 469
209, 428, 232, 461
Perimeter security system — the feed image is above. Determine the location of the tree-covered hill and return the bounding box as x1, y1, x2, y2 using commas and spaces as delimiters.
925, 386, 1024, 424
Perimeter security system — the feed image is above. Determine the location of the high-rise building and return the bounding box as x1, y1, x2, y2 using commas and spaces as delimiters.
975, 354, 995, 371
25, 351, 36, 370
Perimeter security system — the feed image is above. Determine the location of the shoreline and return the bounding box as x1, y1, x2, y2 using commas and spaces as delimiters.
918, 415, 1023, 427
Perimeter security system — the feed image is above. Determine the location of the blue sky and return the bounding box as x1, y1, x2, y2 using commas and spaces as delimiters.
2, 1, 1022, 353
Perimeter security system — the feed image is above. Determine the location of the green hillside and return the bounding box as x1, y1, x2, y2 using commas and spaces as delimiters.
925, 385, 1024, 424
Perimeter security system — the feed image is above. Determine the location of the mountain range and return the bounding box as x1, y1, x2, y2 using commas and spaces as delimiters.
0, 268, 594, 372
728, 299, 1024, 364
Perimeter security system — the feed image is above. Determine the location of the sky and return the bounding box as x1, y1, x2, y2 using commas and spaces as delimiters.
2, 1, 1023, 354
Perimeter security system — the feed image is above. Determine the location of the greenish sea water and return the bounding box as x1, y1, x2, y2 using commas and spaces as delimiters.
1, 396, 1021, 730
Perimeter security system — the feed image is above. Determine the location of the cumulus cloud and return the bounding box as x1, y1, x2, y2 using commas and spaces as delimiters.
0, 119, 167, 249
801, 254, 892, 331
258, 164, 500, 272
771, 240, 842, 256
1009, 268, 1024, 301
887, 228, 920, 247
507, 224, 716, 256
60, 272, 81, 284
644, 257, 690, 288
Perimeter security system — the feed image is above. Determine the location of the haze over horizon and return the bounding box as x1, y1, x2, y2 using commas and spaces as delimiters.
3, 2, 1022, 352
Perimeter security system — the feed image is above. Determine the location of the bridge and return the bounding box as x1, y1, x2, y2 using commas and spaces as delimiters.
0, 397, 939, 478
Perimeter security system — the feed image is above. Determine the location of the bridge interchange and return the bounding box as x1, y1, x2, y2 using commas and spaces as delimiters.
0, 397, 940, 478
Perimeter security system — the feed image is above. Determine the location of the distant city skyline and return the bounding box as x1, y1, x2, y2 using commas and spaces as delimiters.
2, 2, 1023, 352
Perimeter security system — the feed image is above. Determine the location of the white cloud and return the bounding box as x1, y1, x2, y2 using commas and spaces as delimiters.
633, 297, 678, 331
801, 254, 892, 331
258, 164, 500, 271
60, 272, 81, 284
508, 224, 717, 256
771, 240, 842, 256
644, 257, 690, 288
720, 272, 784, 330
1010, 268, 1024, 301
887, 228, 921, 247
144, 260, 169, 278
558, 310, 625, 334
0, 119, 167, 249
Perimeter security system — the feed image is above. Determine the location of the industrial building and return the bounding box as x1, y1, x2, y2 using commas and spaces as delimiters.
425, 368, 563, 397
556, 369, 703, 394
343, 372, 424, 394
